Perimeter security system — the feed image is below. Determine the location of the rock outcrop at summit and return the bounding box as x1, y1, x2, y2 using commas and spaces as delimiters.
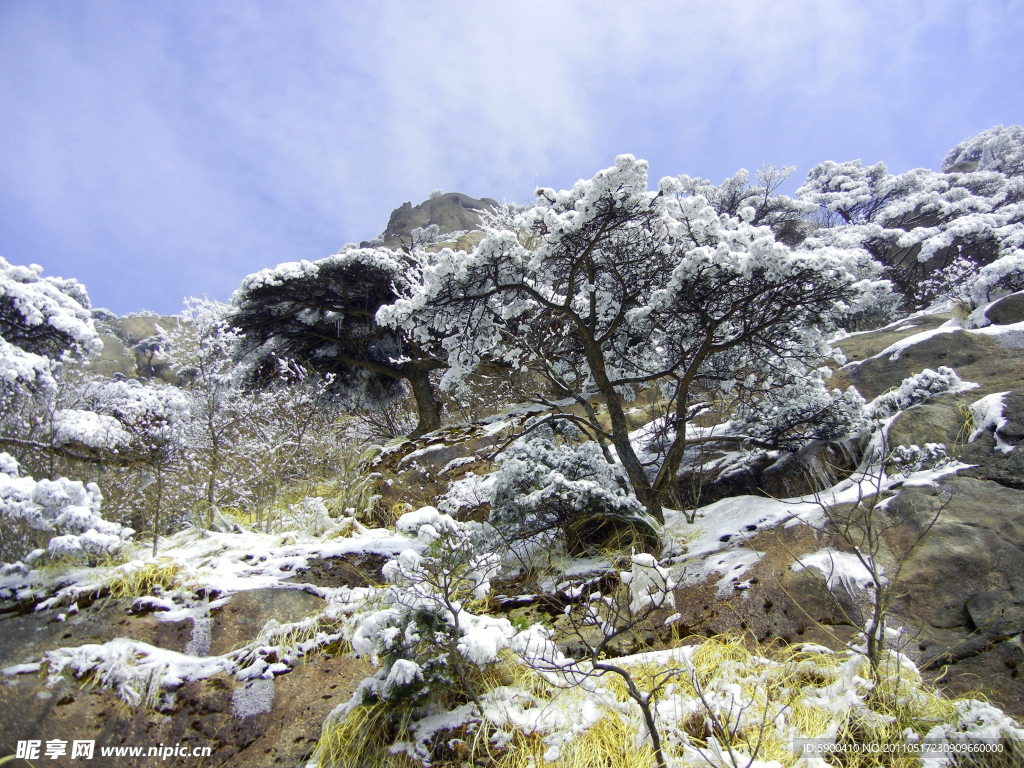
368, 192, 498, 249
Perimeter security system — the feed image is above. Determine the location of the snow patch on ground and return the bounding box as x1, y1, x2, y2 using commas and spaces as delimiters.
969, 392, 1015, 453
792, 548, 881, 592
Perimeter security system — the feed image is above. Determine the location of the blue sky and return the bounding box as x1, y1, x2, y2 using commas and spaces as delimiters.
1, 1, 1022, 316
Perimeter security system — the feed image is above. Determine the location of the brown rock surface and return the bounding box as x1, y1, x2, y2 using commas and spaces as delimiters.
845, 329, 1024, 401
208, 589, 325, 657
0, 656, 371, 768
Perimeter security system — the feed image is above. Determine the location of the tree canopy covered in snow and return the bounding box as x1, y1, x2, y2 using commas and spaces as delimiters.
798, 125, 1024, 307
380, 155, 884, 520
231, 246, 446, 436
0, 257, 101, 362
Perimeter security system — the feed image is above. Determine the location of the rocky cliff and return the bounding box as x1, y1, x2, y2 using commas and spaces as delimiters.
365, 191, 498, 249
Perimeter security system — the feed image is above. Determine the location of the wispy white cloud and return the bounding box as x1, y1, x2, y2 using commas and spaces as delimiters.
0, 0, 1021, 313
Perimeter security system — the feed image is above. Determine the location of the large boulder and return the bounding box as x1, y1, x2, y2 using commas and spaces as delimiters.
0, 585, 363, 766
982, 291, 1024, 327
845, 329, 1024, 401
887, 398, 966, 452
208, 588, 325, 656
0, 653, 370, 768
86, 313, 182, 383
677, 437, 866, 508
885, 476, 1024, 660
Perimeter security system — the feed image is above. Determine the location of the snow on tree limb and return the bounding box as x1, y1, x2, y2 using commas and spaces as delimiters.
0, 257, 101, 361
381, 155, 881, 520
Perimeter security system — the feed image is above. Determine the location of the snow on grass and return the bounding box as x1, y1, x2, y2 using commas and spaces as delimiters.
316, 635, 1024, 767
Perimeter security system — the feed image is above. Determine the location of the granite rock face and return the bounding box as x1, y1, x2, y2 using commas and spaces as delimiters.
87, 313, 182, 384
369, 192, 498, 248
983, 290, 1024, 326
0, 585, 363, 767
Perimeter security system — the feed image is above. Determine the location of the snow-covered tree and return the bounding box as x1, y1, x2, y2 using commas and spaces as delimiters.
0, 258, 143, 562
676, 165, 817, 247
158, 298, 252, 510
350, 510, 512, 721
243, 361, 348, 491
798, 125, 1024, 308
382, 156, 881, 521
943, 124, 1024, 177
0, 257, 102, 362
231, 247, 446, 437
731, 370, 867, 451
490, 423, 658, 556
0, 258, 104, 466
73, 378, 188, 551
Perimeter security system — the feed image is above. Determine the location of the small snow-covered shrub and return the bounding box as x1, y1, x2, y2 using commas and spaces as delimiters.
887, 443, 950, 477
916, 255, 979, 311
280, 496, 333, 536
870, 366, 966, 417
349, 517, 513, 723
490, 424, 659, 557
733, 371, 866, 450
969, 251, 1024, 307
0, 451, 133, 564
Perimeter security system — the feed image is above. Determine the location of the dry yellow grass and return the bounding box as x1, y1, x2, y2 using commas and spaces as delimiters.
312, 633, 1019, 768
104, 558, 182, 599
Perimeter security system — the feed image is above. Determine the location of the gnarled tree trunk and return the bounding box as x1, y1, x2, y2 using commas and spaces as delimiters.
406, 367, 442, 438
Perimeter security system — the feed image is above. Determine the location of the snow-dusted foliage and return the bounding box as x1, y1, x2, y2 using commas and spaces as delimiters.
76, 379, 188, 453
888, 443, 950, 477
0, 257, 102, 361
0, 335, 58, 396
160, 298, 238, 385
280, 496, 333, 536
0, 258, 159, 560
942, 124, 1024, 177
0, 335, 59, 427
490, 424, 656, 556
969, 253, 1024, 306
231, 246, 445, 437
798, 125, 1024, 309
0, 258, 106, 463
732, 371, 866, 450
0, 451, 132, 562
382, 155, 882, 519
870, 366, 966, 417
158, 298, 258, 509
675, 164, 817, 246
52, 409, 129, 450
349, 513, 513, 714
916, 255, 981, 308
